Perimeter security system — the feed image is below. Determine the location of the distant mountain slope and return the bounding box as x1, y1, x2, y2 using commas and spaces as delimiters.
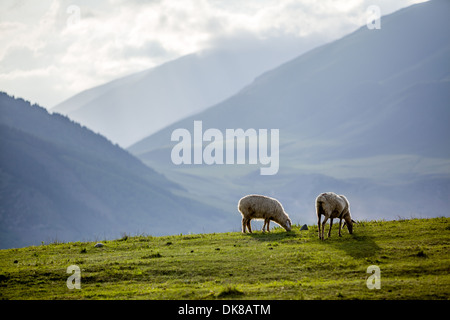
128, 0, 450, 224
0, 92, 231, 249
130, 0, 450, 156
52, 45, 311, 147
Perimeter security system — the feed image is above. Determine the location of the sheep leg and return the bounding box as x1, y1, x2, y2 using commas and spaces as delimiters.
328, 218, 333, 238
321, 216, 329, 240
242, 218, 247, 233
318, 215, 322, 240
247, 219, 253, 233
338, 218, 343, 237
263, 219, 270, 232
262, 219, 267, 232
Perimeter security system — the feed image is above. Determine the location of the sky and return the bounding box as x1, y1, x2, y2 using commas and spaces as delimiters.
0, 0, 427, 109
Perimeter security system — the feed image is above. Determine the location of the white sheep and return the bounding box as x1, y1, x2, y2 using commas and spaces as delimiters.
315, 192, 355, 240
238, 194, 292, 233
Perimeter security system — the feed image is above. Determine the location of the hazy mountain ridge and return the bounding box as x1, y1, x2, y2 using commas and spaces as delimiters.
52, 44, 315, 147
127, 0, 450, 224
129, 0, 450, 160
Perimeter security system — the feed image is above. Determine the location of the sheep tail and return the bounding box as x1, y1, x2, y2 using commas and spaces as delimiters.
316, 199, 325, 217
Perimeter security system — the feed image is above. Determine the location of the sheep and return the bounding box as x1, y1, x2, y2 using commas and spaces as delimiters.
238, 194, 292, 233
315, 192, 355, 240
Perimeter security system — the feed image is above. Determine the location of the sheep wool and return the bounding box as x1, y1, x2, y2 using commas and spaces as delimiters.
316, 192, 354, 240
238, 194, 292, 233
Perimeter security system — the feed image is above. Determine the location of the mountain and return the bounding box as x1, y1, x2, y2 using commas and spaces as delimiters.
51, 43, 316, 148
128, 0, 450, 225
0, 92, 231, 249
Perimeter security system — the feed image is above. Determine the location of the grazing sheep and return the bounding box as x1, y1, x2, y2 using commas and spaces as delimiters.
315, 192, 355, 240
238, 194, 292, 233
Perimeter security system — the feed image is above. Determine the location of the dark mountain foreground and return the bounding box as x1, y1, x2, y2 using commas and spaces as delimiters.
0, 92, 231, 249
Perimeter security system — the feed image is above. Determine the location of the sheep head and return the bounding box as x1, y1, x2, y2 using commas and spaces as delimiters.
281, 216, 292, 232
343, 215, 354, 234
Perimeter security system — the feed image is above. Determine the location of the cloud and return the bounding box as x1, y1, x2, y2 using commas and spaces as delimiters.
0, 0, 428, 108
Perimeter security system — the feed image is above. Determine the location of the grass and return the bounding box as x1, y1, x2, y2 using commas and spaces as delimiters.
0, 217, 449, 300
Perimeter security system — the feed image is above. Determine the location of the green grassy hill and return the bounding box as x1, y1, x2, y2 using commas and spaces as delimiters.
0, 218, 449, 300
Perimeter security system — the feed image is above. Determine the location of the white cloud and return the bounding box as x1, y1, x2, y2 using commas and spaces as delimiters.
0, 0, 428, 108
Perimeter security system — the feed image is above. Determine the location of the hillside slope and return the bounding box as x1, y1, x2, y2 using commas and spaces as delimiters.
0, 92, 231, 249
0, 218, 448, 300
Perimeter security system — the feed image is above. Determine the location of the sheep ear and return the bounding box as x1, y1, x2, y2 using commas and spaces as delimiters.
352, 219, 356, 223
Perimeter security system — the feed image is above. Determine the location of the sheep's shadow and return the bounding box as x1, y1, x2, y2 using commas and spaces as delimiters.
244, 226, 381, 259
318, 233, 381, 259
244, 229, 296, 242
